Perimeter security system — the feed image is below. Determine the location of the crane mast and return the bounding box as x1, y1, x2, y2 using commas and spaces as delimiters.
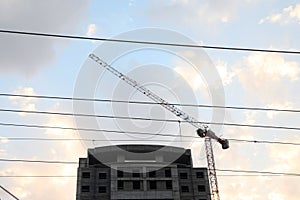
89, 53, 229, 200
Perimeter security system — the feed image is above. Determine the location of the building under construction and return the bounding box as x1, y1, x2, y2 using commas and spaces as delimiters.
76, 144, 211, 200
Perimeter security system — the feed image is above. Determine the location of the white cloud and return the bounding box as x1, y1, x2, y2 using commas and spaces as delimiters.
174, 65, 206, 91
128, 0, 135, 6
266, 101, 293, 119
0, 136, 9, 143
244, 53, 300, 81
259, 4, 300, 24
236, 53, 300, 104
173, 50, 230, 93
0, 163, 77, 200
215, 60, 236, 86
9, 86, 37, 115
0, 1, 89, 75
0, 103, 86, 200
86, 24, 97, 36
0, 149, 7, 156
144, 0, 254, 26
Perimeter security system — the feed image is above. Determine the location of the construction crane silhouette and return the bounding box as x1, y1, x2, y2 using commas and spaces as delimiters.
89, 53, 229, 200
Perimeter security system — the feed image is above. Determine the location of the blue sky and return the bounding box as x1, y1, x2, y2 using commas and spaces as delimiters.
1, 0, 300, 199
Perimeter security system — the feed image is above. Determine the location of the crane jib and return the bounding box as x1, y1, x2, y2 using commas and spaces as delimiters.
88, 53, 229, 200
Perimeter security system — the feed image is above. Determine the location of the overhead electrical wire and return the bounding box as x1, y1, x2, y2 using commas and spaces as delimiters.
1, 109, 300, 131
0, 158, 299, 177
216, 169, 300, 177
0, 29, 300, 54
1, 93, 300, 113
228, 138, 300, 146
0, 158, 77, 164
0, 122, 182, 138
0, 174, 290, 178
2, 137, 300, 146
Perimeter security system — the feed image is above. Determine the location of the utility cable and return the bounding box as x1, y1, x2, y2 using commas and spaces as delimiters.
1, 109, 300, 131
2, 137, 300, 146
0, 29, 300, 54
0, 158, 299, 177
0, 174, 294, 178
1, 93, 300, 113
0, 122, 188, 138
216, 169, 300, 177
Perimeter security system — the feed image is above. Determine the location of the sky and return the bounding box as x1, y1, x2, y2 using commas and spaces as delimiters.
1, 0, 300, 199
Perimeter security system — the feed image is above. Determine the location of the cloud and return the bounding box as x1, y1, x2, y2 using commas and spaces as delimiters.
0, 136, 9, 144
236, 53, 300, 104
174, 59, 235, 92
143, 0, 254, 26
0, 163, 78, 200
9, 86, 37, 115
214, 60, 236, 86
86, 24, 97, 36
174, 65, 206, 91
259, 4, 300, 24
266, 101, 293, 119
0, 1, 89, 75
0, 102, 86, 200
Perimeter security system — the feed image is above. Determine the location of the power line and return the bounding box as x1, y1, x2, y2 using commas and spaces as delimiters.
1, 120, 300, 141
0, 158, 299, 177
0, 185, 19, 200
0, 122, 185, 138
1, 108, 300, 131
216, 169, 300, 177
0, 29, 300, 54
1, 137, 195, 143
0, 174, 294, 178
1, 93, 300, 113
3, 137, 300, 146
0, 108, 179, 123
228, 138, 300, 146
0, 158, 77, 164
0, 175, 76, 178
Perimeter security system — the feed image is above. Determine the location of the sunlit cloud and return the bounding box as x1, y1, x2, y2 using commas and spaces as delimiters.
266, 102, 293, 119
259, 4, 300, 24
174, 66, 206, 91
9, 86, 37, 116
236, 53, 300, 104
144, 0, 254, 26
86, 24, 97, 36
215, 60, 236, 86
0, 136, 9, 143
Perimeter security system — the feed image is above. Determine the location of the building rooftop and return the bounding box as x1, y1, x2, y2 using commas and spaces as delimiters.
82, 144, 193, 168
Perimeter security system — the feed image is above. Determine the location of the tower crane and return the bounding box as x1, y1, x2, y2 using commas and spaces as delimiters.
89, 53, 229, 200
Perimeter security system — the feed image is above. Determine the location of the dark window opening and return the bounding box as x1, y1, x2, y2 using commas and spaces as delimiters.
133, 181, 141, 190
117, 170, 124, 178
196, 172, 204, 178
98, 186, 106, 193
166, 180, 172, 190
81, 185, 90, 192
181, 186, 189, 193
165, 168, 171, 177
118, 180, 124, 190
180, 172, 188, 179
149, 181, 157, 190
82, 172, 90, 179
149, 171, 156, 178
99, 172, 107, 179
198, 185, 206, 192
132, 170, 140, 177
